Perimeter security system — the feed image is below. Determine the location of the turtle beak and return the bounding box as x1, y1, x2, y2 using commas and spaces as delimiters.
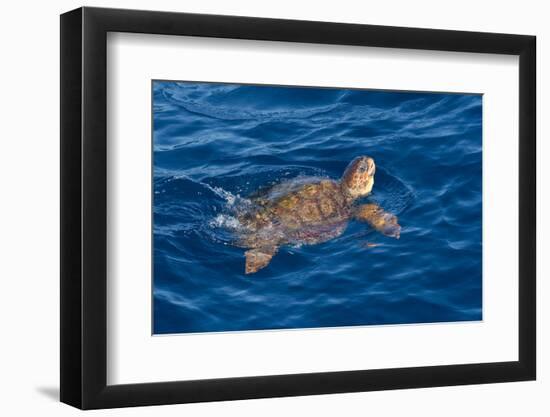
365, 157, 375, 177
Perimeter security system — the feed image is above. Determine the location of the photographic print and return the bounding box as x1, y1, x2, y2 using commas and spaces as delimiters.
152, 80, 482, 335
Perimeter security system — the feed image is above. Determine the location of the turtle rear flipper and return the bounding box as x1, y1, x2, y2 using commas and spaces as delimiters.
354, 203, 401, 239
245, 246, 278, 274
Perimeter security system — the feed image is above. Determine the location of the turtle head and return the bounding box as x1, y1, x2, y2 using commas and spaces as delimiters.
341, 156, 376, 200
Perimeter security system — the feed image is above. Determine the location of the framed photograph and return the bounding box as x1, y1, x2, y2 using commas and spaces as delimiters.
60, 7, 536, 409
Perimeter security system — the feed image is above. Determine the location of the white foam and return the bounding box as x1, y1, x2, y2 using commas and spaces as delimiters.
209, 214, 241, 230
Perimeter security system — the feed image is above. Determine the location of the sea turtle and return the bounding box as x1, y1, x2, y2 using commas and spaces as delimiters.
236, 156, 401, 274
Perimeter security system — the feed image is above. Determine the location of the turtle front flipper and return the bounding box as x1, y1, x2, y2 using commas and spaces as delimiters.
354, 203, 401, 239
245, 246, 278, 274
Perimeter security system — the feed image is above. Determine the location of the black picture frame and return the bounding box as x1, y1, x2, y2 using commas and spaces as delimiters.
60, 6, 536, 410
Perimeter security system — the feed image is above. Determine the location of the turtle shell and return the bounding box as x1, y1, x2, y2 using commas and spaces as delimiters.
238, 178, 352, 247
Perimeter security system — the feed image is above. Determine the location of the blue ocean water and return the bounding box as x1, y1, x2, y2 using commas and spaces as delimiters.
152, 80, 482, 335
